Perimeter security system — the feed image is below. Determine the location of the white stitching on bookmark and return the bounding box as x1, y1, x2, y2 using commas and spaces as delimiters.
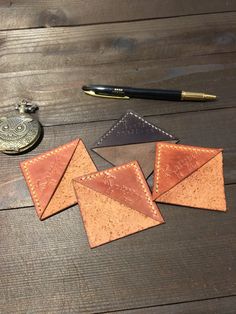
21, 141, 76, 212
96, 111, 174, 146
79, 161, 156, 212
155, 143, 219, 193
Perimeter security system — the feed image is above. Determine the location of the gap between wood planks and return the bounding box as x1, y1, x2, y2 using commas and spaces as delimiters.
0, 11, 236, 33
39, 106, 236, 128
103, 294, 236, 314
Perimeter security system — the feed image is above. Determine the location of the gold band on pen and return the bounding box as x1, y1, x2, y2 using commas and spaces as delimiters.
181, 91, 217, 101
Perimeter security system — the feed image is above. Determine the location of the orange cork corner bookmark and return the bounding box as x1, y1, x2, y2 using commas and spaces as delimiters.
20, 139, 97, 220
152, 143, 227, 211
73, 161, 164, 248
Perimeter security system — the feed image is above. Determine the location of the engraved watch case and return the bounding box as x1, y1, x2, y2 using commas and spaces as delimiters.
0, 100, 42, 154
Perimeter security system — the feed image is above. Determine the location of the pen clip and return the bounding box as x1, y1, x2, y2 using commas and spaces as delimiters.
84, 90, 129, 99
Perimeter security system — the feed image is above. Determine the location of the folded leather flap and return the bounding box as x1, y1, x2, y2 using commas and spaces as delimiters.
153, 142, 222, 200
40, 139, 97, 220
74, 161, 164, 223
92, 110, 178, 148
20, 139, 79, 217
157, 152, 226, 211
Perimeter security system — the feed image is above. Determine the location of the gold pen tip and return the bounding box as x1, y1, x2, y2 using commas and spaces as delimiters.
204, 94, 217, 101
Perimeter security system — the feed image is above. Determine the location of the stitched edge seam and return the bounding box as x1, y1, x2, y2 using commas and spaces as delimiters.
96, 111, 174, 146
155, 144, 220, 193
79, 162, 158, 215
21, 141, 76, 212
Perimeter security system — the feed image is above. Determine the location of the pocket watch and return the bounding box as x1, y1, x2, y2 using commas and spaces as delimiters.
0, 100, 42, 154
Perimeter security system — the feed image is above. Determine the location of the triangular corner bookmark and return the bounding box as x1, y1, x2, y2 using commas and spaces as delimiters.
152, 143, 227, 211
73, 161, 164, 248
92, 110, 178, 178
20, 139, 97, 220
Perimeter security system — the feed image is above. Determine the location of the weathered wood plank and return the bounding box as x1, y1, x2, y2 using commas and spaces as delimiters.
0, 53, 236, 126
1, 0, 236, 31
0, 2, 235, 313
119, 296, 236, 314
1, 12, 236, 75
0, 184, 235, 313
0, 107, 235, 210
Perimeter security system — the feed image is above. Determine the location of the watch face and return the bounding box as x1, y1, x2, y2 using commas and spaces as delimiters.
0, 113, 42, 154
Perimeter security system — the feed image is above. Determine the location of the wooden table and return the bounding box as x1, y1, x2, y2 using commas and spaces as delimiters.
1, 1, 236, 313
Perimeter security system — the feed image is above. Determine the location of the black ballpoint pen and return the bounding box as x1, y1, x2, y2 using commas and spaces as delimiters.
82, 85, 217, 101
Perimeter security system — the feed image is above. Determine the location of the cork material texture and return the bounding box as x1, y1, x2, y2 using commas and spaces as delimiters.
153, 142, 222, 200
20, 139, 97, 220
74, 161, 164, 222
73, 179, 163, 248
41, 140, 97, 219
152, 143, 226, 211
92, 110, 178, 178
158, 153, 226, 211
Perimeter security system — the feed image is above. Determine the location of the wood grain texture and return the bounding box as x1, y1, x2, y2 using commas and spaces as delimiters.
0, 52, 236, 126
0, 107, 235, 210
0, 12, 236, 75
1, 1, 236, 313
0, 184, 235, 313
1, 0, 236, 30
120, 296, 236, 314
